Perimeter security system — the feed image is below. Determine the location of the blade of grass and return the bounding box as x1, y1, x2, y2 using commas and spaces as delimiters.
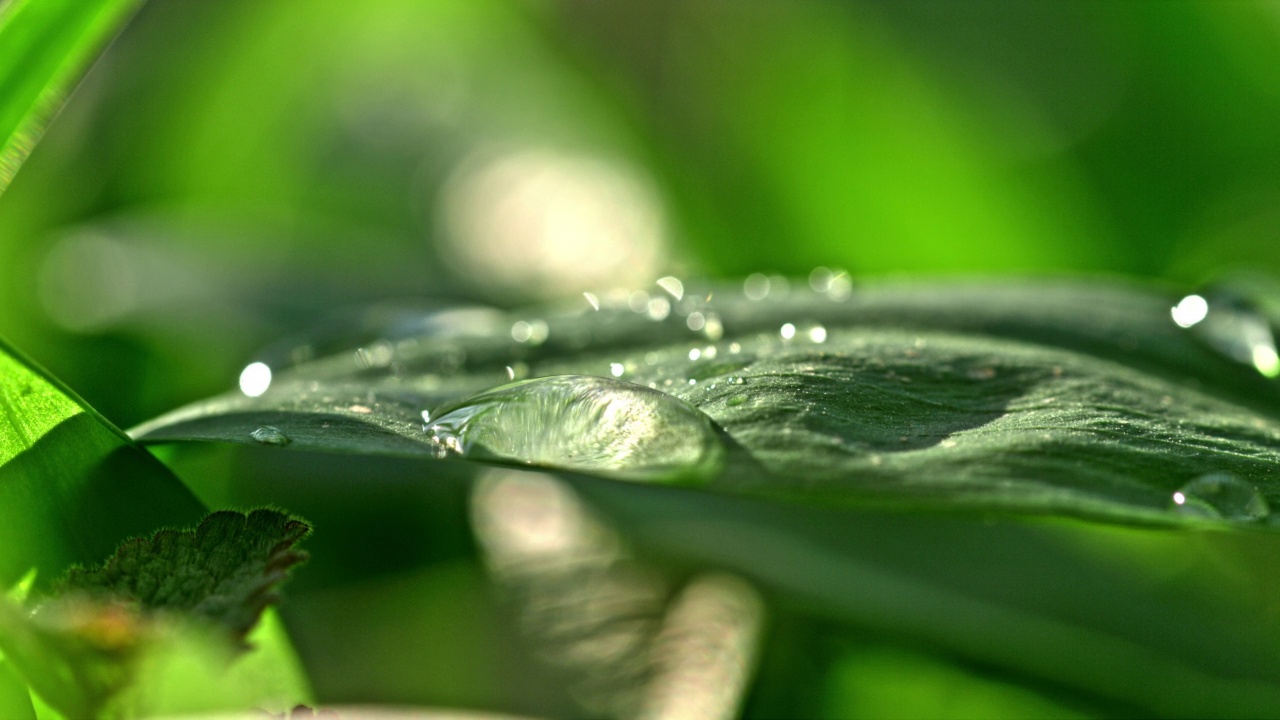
0, 336, 205, 587
0, 0, 141, 196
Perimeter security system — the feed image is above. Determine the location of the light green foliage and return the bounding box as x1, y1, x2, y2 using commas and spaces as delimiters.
0, 510, 310, 718
0, 0, 141, 195
0, 339, 205, 588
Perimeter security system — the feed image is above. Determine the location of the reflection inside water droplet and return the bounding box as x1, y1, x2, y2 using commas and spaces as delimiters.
424, 375, 724, 483
1170, 473, 1270, 522
250, 426, 290, 446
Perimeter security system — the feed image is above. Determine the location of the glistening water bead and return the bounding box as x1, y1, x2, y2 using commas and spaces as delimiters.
423, 375, 725, 484
249, 426, 291, 446
1170, 473, 1270, 522
1172, 287, 1280, 378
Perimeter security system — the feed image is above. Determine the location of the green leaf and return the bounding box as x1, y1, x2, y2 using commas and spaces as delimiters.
823, 644, 1087, 719
0, 594, 143, 718
131, 279, 1280, 526
0, 597, 311, 717
0, 0, 141, 196
0, 337, 206, 588
0, 510, 309, 717
0, 658, 34, 720
59, 509, 311, 640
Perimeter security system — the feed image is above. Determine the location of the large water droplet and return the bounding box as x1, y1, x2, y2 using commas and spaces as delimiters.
424, 375, 724, 483
1176, 282, 1280, 379
1170, 473, 1270, 522
250, 426, 291, 446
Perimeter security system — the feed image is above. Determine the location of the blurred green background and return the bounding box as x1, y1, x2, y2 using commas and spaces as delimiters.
5, 0, 1280, 427
4, 1, 1280, 715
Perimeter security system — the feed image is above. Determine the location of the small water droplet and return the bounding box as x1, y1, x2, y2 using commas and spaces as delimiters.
250, 426, 290, 446
743, 273, 770, 301
424, 376, 724, 483
1171, 294, 1209, 328
1177, 285, 1280, 379
657, 276, 685, 300
702, 313, 724, 340
809, 267, 834, 292
239, 362, 272, 397
647, 296, 671, 321
511, 319, 550, 345
610, 362, 625, 377
686, 312, 706, 332
724, 376, 747, 385
1170, 473, 1270, 522
780, 323, 796, 341
807, 324, 827, 343
688, 348, 702, 361
353, 340, 394, 369
628, 290, 650, 313
583, 292, 601, 311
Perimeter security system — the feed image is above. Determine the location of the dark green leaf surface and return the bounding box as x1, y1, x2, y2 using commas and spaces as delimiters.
60, 509, 310, 640
0, 0, 141, 196
0, 338, 206, 587
131, 279, 1280, 526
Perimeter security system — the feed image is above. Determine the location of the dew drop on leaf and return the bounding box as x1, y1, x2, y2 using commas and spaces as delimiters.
1175, 284, 1280, 379
249, 426, 291, 446
1169, 472, 1270, 522
423, 375, 724, 483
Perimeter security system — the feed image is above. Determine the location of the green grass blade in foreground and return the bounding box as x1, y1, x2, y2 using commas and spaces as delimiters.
0, 337, 205, 587
0, 0, 140, 195
130, 279, 1280, 526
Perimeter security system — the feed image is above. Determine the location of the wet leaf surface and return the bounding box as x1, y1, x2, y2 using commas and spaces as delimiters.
131, 279, 1280, 526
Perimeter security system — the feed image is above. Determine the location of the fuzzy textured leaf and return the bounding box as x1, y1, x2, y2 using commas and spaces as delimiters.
60, 509, 310, 640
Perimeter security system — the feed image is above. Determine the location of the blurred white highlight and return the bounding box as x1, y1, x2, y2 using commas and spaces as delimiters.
440, 149, 667, 300
638, 574, 765, 720
1171, 294, 1209, 328
238, 362, 273, 397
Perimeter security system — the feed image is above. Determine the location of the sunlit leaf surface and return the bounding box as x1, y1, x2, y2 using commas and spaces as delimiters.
133, 279, 1280, 526
0, 339, 205, 587
0, 0, 141, 196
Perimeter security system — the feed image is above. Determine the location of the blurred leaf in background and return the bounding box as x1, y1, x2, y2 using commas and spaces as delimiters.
5, 0, 1280, 426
